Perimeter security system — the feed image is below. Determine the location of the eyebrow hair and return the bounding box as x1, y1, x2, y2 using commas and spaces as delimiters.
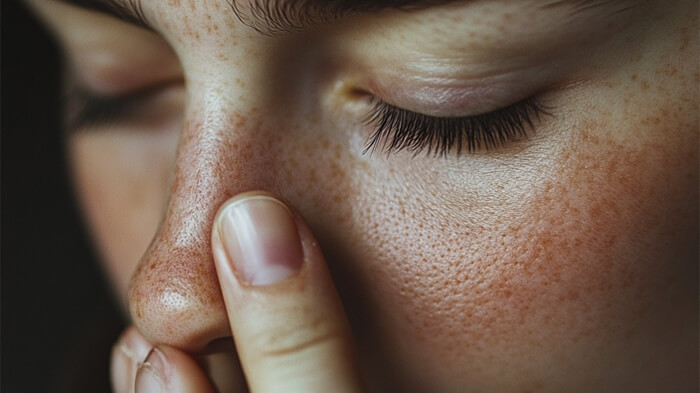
230, 0, 461, 35
540, 0, 640, 15
56, 0, 461, 34
56, 0, 638, 36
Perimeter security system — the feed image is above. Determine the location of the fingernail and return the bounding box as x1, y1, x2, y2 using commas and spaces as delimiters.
218, 195, 304, 286
135, 348, 166, 393
111, 328, 152, 393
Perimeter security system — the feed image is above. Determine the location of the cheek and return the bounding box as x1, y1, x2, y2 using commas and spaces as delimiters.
70, 131, 178, 299
351, 120, 696, 387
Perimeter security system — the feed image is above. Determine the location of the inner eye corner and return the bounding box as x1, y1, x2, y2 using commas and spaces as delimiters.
326, 82, 378, 114
327, 79, 373, 101
339, 86, 374, 104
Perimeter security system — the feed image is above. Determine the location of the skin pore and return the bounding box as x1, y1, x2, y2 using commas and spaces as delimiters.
28, 0, 698, 392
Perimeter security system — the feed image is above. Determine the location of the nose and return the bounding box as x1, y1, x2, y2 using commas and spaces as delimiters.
127, 110, 271, 351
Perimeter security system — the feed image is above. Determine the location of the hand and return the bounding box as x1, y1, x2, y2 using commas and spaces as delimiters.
110, 192, 364, 392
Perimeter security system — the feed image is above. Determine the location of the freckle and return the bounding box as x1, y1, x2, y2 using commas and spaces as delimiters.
334, 144, 342, 159
679, 27, 690, 52
664, 66, 678, 77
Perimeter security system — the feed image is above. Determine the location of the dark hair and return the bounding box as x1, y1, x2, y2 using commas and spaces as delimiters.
2, 2, 124, 392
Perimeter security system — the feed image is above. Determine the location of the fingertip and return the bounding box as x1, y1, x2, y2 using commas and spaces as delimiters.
213, 192, 304, 287
111, 326, 152, 393
135, 345, 217, 393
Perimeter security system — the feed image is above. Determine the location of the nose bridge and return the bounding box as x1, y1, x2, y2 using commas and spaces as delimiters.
128, 104, 264, 351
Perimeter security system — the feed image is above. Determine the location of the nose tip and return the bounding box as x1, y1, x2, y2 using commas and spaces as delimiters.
124, 113, 244, 352
127, 225, 231, 352
124, 108, 270, 352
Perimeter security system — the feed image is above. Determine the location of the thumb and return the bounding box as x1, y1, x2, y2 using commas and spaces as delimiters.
211, 191, 364, 393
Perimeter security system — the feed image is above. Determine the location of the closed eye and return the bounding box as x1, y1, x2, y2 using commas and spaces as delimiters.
65, 81, 183, 133
362, 96, 550, 157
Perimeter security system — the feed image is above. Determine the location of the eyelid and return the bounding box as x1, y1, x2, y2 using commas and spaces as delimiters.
34, 0, 181, 95
67, 43, 183, 97
364, 69, 543, 118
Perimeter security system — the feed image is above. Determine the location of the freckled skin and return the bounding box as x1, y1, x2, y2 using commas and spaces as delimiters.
33, 0, 698, 391
348, 130, 696, 392
334, 15, 698, 390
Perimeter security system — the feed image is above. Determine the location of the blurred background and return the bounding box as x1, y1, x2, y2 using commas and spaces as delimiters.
2, 1, 125, 391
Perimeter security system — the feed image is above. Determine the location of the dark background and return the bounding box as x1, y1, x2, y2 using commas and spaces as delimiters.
3, 1, 124, 391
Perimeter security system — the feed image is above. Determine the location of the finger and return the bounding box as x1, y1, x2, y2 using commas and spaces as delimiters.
110, 326, 152, 393
134, 345, 217, 393
211, 192, 364, 393
111, 326, 221, 393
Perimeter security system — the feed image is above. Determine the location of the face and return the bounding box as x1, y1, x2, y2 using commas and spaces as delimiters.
29, 0, 698, 391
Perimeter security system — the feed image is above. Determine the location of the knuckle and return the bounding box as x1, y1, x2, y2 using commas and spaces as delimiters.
249, 313, 341, 360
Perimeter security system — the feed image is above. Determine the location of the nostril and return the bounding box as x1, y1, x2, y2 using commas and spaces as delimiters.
202, 337, 237, 355
128, 279, 231, 352
128, 254, 232, 352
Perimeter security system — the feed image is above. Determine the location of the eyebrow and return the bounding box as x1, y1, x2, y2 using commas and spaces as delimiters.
56, 0, 461, 34
56, 0, 636, 36
232, 0, 461, 35
236, 0, 640, 35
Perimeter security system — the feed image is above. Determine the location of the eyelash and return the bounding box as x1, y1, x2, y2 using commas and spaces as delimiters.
67, 85, 549, 158
65, 86, 163, 132
363, 97, 549, 157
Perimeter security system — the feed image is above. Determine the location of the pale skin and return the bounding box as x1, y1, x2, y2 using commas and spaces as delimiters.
28, 0, 698, 392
